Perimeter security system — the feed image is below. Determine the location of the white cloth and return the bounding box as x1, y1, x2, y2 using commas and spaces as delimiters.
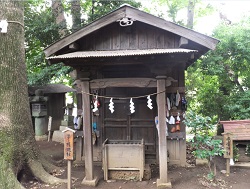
155, 116, 168, 136
177, 112, 181, 121
167, 97, 170, 110
169, 115, 175, 124
176, 91, 180, 106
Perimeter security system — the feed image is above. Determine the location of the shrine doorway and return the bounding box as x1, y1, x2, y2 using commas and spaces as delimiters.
102, 87, 157, 161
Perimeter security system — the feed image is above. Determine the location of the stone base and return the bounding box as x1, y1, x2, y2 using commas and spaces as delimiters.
157, 179, 172, 188
35, 135, 47, 141
59, 126, 68, 131
82, 176, 99, 186
52, 130, 64, 143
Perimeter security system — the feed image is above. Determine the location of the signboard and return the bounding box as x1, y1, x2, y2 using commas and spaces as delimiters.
63, 129, 75, 160
223, 133, 233, 159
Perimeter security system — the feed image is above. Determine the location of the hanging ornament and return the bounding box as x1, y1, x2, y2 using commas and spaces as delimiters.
109, 98, 114, 113
92, 95, 98, 112
167, 97, 170, 111
177, 112, 181, 121
147, 95, 153, 109
230, 158, 235, 165
181, 97, 187, 111
130, 98, 135, 114
169, 115, 175, 124
176, 90, 180, 106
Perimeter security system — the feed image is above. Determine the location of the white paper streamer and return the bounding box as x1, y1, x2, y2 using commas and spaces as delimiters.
130, 98, 135, 114
147, 95, 153, 109
92, 95, 98, 112
109, 98, 114, 113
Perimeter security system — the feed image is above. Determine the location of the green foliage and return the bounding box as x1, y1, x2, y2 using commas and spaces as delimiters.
85, 0, 141, 22
186, 16, 250, 120
184, 111, 224, 179
24, 1, 73, 86
184, 111, 224, 160
151, 0, 215, 27
207, 172, 215, 181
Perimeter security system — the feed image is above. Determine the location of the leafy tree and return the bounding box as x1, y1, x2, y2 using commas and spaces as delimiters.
0, 1, 66, 188
24, 1, 72, 86
151, 0, 214, 28
186, 16, 250, 120
184, 111, 223, 180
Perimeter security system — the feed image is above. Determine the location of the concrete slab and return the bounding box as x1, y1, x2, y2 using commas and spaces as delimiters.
82, 176, 99, 186
157, 179, 172, 188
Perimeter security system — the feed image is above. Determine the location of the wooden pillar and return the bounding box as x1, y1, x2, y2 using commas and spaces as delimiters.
156, 76, 172, 188
80, 78, 98, 186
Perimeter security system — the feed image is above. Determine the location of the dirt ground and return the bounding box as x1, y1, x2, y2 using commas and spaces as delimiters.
21, 141, 250, 189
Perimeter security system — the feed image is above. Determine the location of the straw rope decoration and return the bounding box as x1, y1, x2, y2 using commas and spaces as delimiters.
81, 90, 166, 114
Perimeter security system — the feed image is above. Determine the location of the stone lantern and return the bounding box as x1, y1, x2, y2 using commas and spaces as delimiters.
30, 89, 48, 141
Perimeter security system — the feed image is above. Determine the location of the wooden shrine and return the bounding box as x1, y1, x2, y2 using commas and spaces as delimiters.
44, 5, 219, 187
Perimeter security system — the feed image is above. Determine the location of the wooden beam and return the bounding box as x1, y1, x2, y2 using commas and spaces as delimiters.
90, 77, 177, 89
179, 37, 189, 48
69, 42, 79, 50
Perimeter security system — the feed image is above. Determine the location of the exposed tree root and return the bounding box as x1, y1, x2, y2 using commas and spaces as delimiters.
28, 160, 67, 185
40, 155, 64, 174
41, 153, 64, 166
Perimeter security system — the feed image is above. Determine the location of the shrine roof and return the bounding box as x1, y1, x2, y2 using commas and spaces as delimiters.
44, 5, 219, 58
47, 49, 197, 61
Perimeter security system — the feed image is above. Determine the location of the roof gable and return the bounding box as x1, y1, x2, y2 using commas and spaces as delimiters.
44, 5, 219, 57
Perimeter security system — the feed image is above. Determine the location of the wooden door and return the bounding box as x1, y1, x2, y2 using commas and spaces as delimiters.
102, 88, 157, 158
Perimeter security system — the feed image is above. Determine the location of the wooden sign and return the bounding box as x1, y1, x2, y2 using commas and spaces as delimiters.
63, 128, 76, 160
47, 116, 52, 142
223, 133, 233, 159
48, 116, 52, 131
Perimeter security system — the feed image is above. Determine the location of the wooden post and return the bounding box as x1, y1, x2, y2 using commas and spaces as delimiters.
156, 76, 171, 188
223, 133, 233, 175
67, 160, 72, 189
80, 78, 98, 186
62, 128, 76, 189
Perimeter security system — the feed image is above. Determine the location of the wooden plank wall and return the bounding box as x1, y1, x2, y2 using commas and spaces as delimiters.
80, 22, 179, 51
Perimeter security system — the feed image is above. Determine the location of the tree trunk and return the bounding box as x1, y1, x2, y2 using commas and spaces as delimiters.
187, 0, 195, 29
52, 0, 68, 37
71, 0, 81, 32
0, 1, 66, 188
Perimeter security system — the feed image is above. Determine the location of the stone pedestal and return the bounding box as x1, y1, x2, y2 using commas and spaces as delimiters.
35, 135, 47, 141
35, 117, 46, 136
